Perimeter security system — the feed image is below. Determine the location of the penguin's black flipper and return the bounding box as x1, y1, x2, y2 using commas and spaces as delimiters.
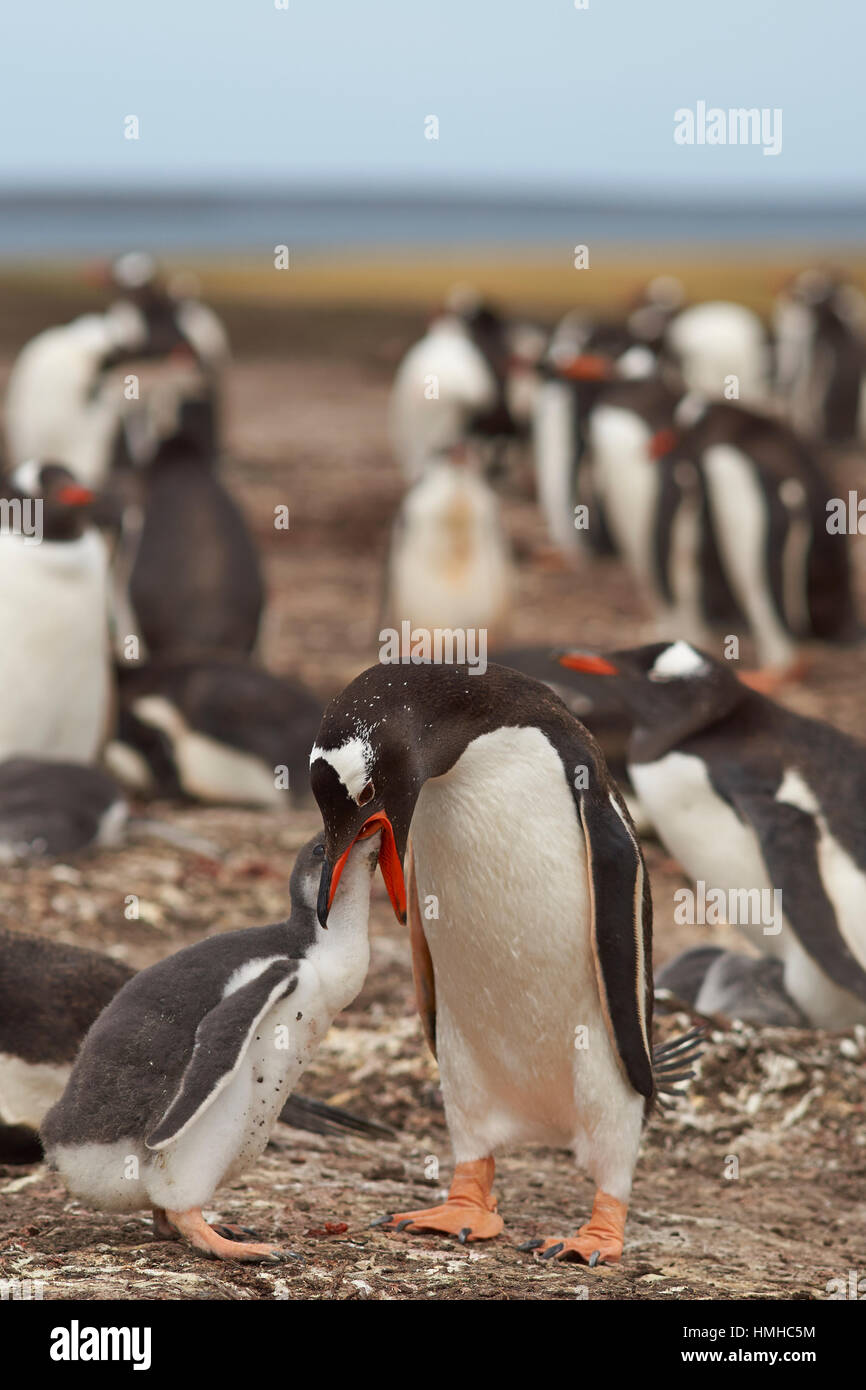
145, 960, 297, 1150
723, 785, 866, 1007
279, 1095, 395, 1139
577, 789, 655, 1099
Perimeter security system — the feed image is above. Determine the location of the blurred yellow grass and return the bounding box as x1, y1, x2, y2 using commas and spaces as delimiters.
4, 249, 866, 318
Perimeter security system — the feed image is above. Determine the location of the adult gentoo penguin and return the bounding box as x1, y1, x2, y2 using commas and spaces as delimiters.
311, 661, 695, 1264
42, 830, 382, 1262
558, 641, 866, 1027
0, 462, 111, 763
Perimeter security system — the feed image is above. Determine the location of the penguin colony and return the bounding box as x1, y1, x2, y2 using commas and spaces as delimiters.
1, 260, 865, 1278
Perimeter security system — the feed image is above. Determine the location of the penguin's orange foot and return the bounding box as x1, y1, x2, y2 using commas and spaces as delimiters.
376, 1201, 504, 1243
373, 1157, 504, 1243
165, 1207, 302, 1264
519, 1190, 627, 1267
738, 654, 810, 695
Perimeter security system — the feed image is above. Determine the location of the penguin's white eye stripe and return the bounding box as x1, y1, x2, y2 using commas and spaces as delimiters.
310, 738, 373, 801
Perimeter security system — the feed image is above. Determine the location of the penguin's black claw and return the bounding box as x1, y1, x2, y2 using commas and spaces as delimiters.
457, 1227, 471, 1245
540, 1242, 564, 1261
213, 1223, 264, 1243
588, 1250, 601, 1268
395, 1219, 414, 1232
369, 1215, 393, 1228
518, 1238, 544, 1251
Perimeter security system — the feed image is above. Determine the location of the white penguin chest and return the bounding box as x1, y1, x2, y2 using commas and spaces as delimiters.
410, 727, 598, 1081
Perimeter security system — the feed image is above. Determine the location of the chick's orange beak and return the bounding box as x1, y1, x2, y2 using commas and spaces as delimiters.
327, 811, 407, 924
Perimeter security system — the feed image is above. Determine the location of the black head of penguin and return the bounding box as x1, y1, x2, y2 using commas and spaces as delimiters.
7, 461, 95, 540
556, 641, 749, 762
310, 659, 612, 929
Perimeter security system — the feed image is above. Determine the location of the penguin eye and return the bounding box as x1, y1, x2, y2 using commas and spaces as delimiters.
357, 780, 375, 806
312, 843, 325, 860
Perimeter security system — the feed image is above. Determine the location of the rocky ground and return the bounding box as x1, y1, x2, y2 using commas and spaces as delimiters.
1, 318, 865, 1300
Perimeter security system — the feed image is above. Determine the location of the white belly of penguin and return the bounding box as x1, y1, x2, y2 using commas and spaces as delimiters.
145, 964, 328, 1212
629, 752, 866, 1025
410, 725, 629, 1157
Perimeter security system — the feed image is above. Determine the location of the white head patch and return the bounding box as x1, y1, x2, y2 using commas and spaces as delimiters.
11, 459, 43, 497
310, 737, 373, 801
649, 642, 709, 681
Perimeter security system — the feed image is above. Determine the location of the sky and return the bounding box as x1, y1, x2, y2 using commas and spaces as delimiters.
1, 0, 863, 198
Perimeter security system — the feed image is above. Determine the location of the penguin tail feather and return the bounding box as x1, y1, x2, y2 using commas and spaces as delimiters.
652, 1026, 705, 1099
279, 1094, 395, 1140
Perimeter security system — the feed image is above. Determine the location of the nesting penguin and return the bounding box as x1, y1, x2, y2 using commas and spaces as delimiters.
655, 946, 807, 1027
311, 661, 698, 1264
42, 830, 382, 1262
0, 462, 111, 763
0, 759, 127, 863
106, 652, 321, 807
121, 398, 263, 658
558, 641, 866, 1027
382, 445, 514, 649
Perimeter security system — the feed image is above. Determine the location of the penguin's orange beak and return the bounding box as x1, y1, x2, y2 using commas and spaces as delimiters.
558, 652, 619, 675
649, 428, 678, 459
57, 484, 94, 507
326, 811, 407, 924
558, 353, 613, 382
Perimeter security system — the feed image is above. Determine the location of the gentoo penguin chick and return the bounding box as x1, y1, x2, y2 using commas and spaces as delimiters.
42, 830, 382, 1262
124, 399, 263, 657
382, 445, 514, 648
311, 662, 698, 1265
0, 928, 133, 1164
0, 462, 111, 763
656, 947, 807, 1027
0, 758, 126, 864
0, 923, 389, 1165
558, 641, 866, 1027
106, 652, 321, 807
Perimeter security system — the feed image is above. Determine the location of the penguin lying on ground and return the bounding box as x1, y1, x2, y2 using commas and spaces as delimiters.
655, 946, 808, 1026
311, 661, 699, 1265
0, 462, 111, 763
382, 444, 514, 649
0, 924, 389, 1166
41, 831, 382, 1261
558, 641, 866, 1027
106, 651, 321, 807
120, 398, 263, 658
0, 758, 127, 864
